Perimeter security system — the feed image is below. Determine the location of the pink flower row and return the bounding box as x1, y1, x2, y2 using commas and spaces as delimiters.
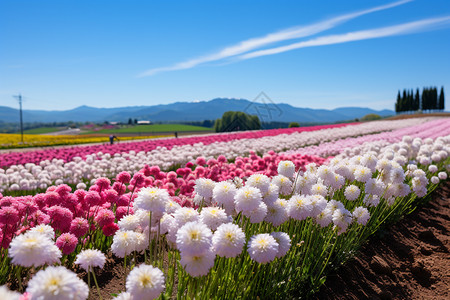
0, 123, 351, 168
283, 118, 450, 157
0, 151, 324, 250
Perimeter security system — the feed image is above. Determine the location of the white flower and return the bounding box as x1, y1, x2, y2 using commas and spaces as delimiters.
160, 213, 176, 235
242, 202, 267, 223
176, 221, 212, 255
438, 171, 447, 180
74, 249, 106, 271
246, 174, 271, 195
262, 183, 280, 205
213, 181, 237, 206
431, 176, 440, 184
270, 232, 291, 258
29, 224, 55, 240
363, 194, 380, 207
332, 208, 352, 233
180, 248, 216, 277
271, 175, 293, 196
287, 195, 312, 221
308, 195, 328, 218
173, 207, 200, 227
200, 207, 230, 231
26, 266, 89, 300
134, 187, 170, 213
428, 165, 438, 173
278, 160, 296, 178
0, 285, 20, 300
247, 233, 279, 264
264, 199, 289, 227
344, 185, 360, 201
310, 183, 328, 197
9, 231, 61, 267
212, 223, 245, 258
126, 264, 165, 300
111, 230, 138, 258
315, 208, 333, 227
352, 207, 370, 225
354, 166, 372, 183
165, 200, 181, 214
234, 186, 262, 213
118, 214, 141, 231
194, 178, 216, 199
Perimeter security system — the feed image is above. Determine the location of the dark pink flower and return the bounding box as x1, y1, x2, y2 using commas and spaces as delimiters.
102, 222, 119, 237
116, 171, 131, 184
0, 206, 19, 225
94, 208, 115, 228
115, 206, 132, 221
85, 191, 102, 206
48, 205, 73, 232
56, 233, 78, 255
55, 184, 72, 197
70, 217, 89, 238
95, 177, 111, 190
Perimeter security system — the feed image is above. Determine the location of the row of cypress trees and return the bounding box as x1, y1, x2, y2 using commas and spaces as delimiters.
395, 87, 445, 113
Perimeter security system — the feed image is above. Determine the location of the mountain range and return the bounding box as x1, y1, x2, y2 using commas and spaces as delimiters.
0, 98, 395, 124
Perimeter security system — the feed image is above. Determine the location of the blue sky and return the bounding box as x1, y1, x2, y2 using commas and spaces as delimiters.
1, 0, 449, 111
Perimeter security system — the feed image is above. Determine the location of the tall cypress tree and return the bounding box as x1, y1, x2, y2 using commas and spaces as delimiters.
415, 88, 420, 111
395, 90, 401, 113
438, 86, 445, 111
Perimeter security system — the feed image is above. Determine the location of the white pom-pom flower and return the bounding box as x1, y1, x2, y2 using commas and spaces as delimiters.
212, 223, 245, 258
180, 248, 216, 277
74, 249, 106, 271
247, 233, 279, 264
200, 207, 230, 231
126, 264, 165, 300
176, 221, 212, 255
234, 186, 263, 213
277, 160, 296, 179
246, 174, 271, 195
26, 266, 89, 300
134, 187, 170, 213
270, 232, 291, 258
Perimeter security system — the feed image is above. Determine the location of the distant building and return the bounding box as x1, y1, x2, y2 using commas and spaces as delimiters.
137, 120, 151, 125
110, 122, 119, 125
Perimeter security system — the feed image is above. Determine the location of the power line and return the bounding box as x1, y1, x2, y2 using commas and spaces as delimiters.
13, 94, 24, 143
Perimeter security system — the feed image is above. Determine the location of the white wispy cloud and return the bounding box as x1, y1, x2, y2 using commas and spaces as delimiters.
138, 0, 411, 77
238, 16, 450, 60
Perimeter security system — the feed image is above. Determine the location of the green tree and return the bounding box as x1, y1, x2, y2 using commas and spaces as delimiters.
289, 122, 300, 128
414, 88, 420, 111
361, 114, 382, 121
395, 91, 401, 113
438, 86, 445, 111
214, 111, 261, 132
128, 118, 133, 125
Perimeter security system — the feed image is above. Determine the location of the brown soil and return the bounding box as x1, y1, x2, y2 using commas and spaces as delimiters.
314, 181, 450, 300
385, 112, 450, 120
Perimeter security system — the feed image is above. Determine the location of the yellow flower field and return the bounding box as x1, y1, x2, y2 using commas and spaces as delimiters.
0, 134, 170, 149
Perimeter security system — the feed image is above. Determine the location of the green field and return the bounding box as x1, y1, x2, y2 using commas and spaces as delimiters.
23, 127, 63, 134
82, 124, 213, 134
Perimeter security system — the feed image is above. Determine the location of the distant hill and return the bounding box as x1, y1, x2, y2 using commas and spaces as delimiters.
0, 98, 395, 123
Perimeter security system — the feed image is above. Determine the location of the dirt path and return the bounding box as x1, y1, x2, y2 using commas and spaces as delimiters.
313, 181, 450, 300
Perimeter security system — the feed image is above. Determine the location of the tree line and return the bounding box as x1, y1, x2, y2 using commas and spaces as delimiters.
395, 86, 445, 113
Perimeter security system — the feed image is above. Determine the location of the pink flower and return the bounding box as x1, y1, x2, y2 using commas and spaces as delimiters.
196, 157, 206, 166
44, 192, 61, 206
85, 191, 102, 206
112, 182, 126, 195
48, 206, 73, 232
95, 177, 111, 191
102, 222, 119, 236
0, 206, 19, 225
115, 206, 132, 221
94, 209, 115, 228
116, 171, 131, 184
56, 233, 78, 255
55, 184, 72, 197
70, 217, 89, 238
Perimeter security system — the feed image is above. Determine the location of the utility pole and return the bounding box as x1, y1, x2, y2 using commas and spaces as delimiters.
13, 94, 24, 143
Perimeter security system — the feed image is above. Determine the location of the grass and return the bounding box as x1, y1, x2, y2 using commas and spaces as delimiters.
82, 124, 213, 134
22, 127, 63, 134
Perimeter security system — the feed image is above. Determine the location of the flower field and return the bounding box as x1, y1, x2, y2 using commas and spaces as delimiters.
0, 117, 449, 299
0, 134, 170, 150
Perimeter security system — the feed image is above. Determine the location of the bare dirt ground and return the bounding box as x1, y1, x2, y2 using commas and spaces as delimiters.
386, 112, 450, 120
314, 181, 450, 300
